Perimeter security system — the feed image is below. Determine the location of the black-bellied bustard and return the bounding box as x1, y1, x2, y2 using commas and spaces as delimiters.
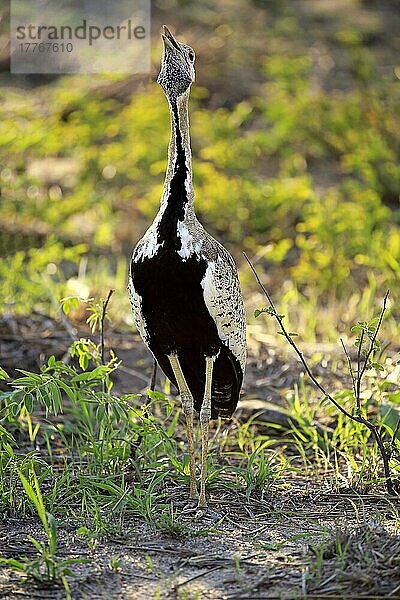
129, 26, 246, 508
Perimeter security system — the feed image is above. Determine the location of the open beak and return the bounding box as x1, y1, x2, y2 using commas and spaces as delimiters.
161, 25, 180, 52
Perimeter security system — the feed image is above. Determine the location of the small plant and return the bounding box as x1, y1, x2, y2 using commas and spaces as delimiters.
61, 289, 116, 373
109, 555, 122, 572
237, 449, 275, 500
307, 523, 400, 596
0, 469, 86, 598
234, 554, 242, 581
155, 504, 192, 537
247, 252, 400, 495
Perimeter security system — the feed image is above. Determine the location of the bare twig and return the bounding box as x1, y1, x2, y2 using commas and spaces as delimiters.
244, 253, 355, 421
48, 286, 77, 342
174, 566, 222, 589
356, 290, 390, 402
100, 289, 115, 364
244, 252, 396, 496
391, 417, 400, 454
356, 329, 365, 411
340, 338, 357, 400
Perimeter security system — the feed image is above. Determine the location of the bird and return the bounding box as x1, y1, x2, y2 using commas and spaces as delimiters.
128, 26, 246, 509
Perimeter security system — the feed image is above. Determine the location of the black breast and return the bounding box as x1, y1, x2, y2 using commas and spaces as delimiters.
130, 250, 243, 418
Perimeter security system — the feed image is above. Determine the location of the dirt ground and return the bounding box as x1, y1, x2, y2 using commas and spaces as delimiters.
1, 314, 400, 599
1, 0, 399, 595
1, 488, 400, 599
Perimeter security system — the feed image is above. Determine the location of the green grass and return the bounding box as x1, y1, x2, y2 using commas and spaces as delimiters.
0, 1, 399, 341
0, 2, 399, 594
1, 295, 399, 594
0, 467, 87, 599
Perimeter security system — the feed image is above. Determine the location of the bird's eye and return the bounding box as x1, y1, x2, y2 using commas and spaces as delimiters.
188, 50, 195, 62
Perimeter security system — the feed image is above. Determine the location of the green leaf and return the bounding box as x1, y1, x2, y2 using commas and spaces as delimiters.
17, 370, 44, 382
71, 371, 93, 382
18, 470, 48, 534
380, 403, 400, 435
112, 403, 122, 422
368, 317, 380, 326
80, 354, 89, 371
60, 296, 80, 315
12, 376, 41, 387
254, 306, 277, 318
91, 480, 122, 494
46, 512, 58, 555
71, 367, 105, 383
147, 390, 167, 402
40, 387, 53, 413
3, 442, 15, 457
371, 362, 385, 371
49, 382, 62, 414
10, 402, 21, 417
57, 380, 76, 402
24, 393, 34, 414
96, 404, 106, 422
0, 367, 9, 380
28, 535, 45, 554
0, 558, 28, 571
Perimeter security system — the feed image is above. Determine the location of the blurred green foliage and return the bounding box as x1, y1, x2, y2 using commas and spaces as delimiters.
0, 1, 399, 334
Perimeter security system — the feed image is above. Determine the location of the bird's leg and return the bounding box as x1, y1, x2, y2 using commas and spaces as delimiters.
168, 354, 198, 500
182, 392, 197, 501
149, 359, 158, 392
198, 355, 215, 508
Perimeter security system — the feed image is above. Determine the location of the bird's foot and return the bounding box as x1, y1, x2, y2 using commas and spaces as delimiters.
194, 506, 208, 520
181, 498, 222, 521
181, 495, 199, 514
194, 504, 223, 522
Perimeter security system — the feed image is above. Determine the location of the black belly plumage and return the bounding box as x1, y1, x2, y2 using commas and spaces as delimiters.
130, 250, 243, 419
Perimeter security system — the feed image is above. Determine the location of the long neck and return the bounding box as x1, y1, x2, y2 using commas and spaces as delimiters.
161, 91, 194, 215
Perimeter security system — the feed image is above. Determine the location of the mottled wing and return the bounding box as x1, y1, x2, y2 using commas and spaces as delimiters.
128, 262, 150, 348
201, 250, 246, 374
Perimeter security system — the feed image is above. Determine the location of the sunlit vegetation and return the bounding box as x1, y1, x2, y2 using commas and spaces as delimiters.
1, 0, 400, 594
0, 294, 399, 594
1, 1, 400, 593
0, 1, 399, 341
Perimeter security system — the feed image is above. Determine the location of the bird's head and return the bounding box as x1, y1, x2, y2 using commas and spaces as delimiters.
157, 26, 195, 103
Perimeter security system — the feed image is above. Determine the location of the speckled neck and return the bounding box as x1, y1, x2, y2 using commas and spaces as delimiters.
156, 90, 196, 246
161, 90, 194, 215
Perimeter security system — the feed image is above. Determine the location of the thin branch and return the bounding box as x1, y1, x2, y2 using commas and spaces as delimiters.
358, 290, 390, 390
243, 252, 396, 495
340, 338, 357, 400
48, 286, 77, 342
100, 289, 115, 364
355, 329, 365, 412
391, 417, 400, 454
243, 252, 357, 422
355, 291, 389, 411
